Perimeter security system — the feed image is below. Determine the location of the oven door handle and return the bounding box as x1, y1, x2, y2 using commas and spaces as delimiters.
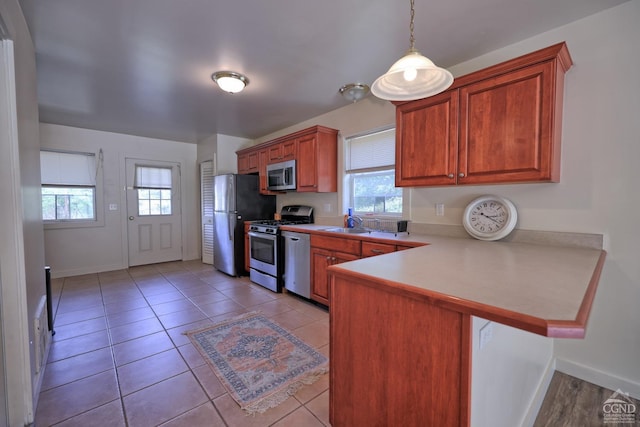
248, 231, 278, 241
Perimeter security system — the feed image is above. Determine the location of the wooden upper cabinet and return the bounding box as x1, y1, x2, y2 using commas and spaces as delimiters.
237, 151, 259, 174
459, 61, 557, 184
267, 139, 296, 164
296, 127, 338, 192
395, 42, 572, 187
236, 125, 338, 193
396, 91, 459, 187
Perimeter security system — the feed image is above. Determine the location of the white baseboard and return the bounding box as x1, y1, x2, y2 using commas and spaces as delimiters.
49, 262, 126, 279
520, 356, 556, 427
556, 358, 640, 400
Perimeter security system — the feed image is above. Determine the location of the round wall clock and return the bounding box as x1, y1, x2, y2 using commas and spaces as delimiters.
462, 195, 518, 241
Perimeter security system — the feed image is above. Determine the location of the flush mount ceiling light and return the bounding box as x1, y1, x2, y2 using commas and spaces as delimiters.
339, 83, 370, 103
211, 71, 249, 94
371, 0, 453, 101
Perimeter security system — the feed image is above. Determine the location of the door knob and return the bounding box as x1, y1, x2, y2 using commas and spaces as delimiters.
129, 216, 134, 220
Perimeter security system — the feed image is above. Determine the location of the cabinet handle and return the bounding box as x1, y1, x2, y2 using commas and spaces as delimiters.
326, 256, 331, 261
331, 257, 336, 261
459, 173, 465, 178
447, 173, 454, 179
371, 249, 384, 254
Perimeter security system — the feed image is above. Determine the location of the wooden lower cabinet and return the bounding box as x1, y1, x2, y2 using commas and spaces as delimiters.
310, 235, 360, 305
329, 274, 471, 426
311, 248, 358, 305
361, 241, 396, 257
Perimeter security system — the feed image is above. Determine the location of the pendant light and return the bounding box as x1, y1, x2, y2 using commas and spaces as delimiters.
211, 71, 249, 94
371, 0, 453, 101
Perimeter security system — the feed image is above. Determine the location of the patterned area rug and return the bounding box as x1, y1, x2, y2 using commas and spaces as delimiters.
184, 311, 328, 414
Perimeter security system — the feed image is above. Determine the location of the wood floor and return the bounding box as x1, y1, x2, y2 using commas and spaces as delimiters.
534, 371, 639, 427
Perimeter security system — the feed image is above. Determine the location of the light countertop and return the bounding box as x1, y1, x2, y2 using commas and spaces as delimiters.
280, 225, 606, 338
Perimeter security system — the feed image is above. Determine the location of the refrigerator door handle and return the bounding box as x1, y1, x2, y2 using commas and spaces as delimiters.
227, 214, 233, 240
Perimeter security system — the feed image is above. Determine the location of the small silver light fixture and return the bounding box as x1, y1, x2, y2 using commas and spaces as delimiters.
371, 0, 453, 101
211, 71, 249, 94
339, 83, 370, 103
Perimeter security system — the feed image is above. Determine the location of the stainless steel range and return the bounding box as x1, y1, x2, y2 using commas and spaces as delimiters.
248, 205, 314, 292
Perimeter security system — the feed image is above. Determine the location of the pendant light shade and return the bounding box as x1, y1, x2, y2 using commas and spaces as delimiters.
371, 0, 453, 101
211, 71, 249, 94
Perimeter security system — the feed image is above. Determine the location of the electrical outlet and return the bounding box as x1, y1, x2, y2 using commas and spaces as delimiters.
109, 204, 118, 211
479, 322, 493, 350
435, 203, 444, 216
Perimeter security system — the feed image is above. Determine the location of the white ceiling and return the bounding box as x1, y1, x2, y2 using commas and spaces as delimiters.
18, 0, 629, 143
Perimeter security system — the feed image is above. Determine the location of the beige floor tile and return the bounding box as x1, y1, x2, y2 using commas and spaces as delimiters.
117, 348, 189, 396
123, 372, 208, 427
270, 310, 316, 331
198, 298, 246, 317
158, 306, 208, 329
305, 390, 330, 426
292, 320, 330, 349
159, 402, 226, 427
35, 370, 119, 426
230, 291, 279, 308
176, 283, 219, 298
112, 331, 174, 366
271, 406, 326, 427
48, 329, 111, 362
52, 317, 107, 341
188, 289, 230, 305
145, 290, 185, 305
166, 319, 215, 347
191, 364, 227, 399
109, 316, 164, 344
106, 306, 156, 328
294, 374, 329, 404
54, 306, 105, 327
177, 342, 207, 369
250, 299, 295, 317
42, 347, 114, 391
103, 297, 150, 315
54, 399, 126, 427
152, 297, 198, 316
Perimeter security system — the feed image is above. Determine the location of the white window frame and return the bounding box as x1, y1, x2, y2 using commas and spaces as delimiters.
344, 127, 404, 218
41, 148, 105, 229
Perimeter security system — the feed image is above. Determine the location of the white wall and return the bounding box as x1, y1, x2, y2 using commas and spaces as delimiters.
40, 124, 200, 277
255, 0, 640, 420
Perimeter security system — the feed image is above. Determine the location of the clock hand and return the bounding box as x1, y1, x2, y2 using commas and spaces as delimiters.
480, 212, 501, 224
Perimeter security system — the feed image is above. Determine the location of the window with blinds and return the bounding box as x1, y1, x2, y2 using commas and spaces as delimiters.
40, 150, 97, 221
345, 128, 402, 215
134, 165, 173, 216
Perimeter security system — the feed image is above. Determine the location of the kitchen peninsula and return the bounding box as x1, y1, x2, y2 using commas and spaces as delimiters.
281, 226, 606, 426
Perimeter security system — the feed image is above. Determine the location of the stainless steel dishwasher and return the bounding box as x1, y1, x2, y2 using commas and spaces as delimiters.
281, 231, 311, 298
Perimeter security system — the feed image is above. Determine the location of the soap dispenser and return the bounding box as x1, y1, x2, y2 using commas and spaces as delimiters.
346, 208, 355, 228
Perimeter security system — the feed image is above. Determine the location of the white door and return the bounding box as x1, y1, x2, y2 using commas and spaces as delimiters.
126, 158, 182, 266
200, 160, 215, 264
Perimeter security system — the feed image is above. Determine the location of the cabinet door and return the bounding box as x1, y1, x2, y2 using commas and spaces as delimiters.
267, 144, 282, 163
311, 247, 332, 305
459, 61, 557, 184
237, 153, 250, 174
296, 134, 318, 192
396, 90, 459, 187
282, 139, 296, 160
247, 151, 259, 172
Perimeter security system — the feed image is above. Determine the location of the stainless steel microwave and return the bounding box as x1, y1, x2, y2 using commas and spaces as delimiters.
266, 160, 296, 191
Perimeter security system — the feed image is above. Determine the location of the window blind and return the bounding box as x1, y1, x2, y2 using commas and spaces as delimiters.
134, 166, 172, 189
346, 128, 395, 172
40, 150, 96, 186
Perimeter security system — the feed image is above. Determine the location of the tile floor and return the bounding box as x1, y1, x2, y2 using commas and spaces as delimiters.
36, 261, 330, 427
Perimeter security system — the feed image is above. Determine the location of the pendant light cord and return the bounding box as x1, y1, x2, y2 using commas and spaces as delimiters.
409, 0, 415, 50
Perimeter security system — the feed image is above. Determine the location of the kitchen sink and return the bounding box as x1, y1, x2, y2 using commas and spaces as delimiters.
322, 227, 371, 234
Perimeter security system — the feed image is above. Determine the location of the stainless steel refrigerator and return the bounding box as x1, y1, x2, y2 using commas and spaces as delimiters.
213, 174, 276, 276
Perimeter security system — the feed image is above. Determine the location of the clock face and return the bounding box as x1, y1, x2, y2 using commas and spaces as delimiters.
463, 196, 517, 241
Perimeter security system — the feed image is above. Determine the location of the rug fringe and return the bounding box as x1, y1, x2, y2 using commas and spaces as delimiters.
243, 367, 329, 415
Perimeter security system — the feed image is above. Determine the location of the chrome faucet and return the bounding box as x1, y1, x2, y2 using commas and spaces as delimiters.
352, 216, 364, 228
